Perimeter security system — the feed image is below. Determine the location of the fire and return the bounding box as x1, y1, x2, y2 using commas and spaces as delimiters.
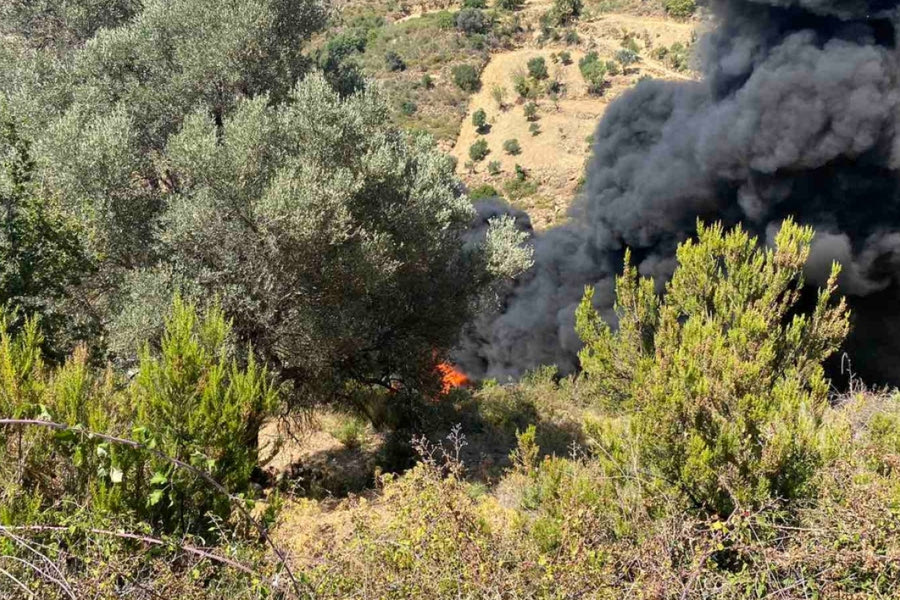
437, 361, 470, 394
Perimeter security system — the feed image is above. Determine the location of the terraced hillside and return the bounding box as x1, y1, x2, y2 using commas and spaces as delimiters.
316, 0, 698, 227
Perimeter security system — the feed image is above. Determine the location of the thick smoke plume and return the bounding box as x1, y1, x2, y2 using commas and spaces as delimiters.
458, 0, 900, 383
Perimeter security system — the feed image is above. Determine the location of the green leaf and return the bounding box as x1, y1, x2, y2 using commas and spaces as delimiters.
148, 489, 165, 506
150, 471, 168, 485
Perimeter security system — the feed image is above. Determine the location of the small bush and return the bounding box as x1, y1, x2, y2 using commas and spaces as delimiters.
463, 0, 487, 6
615, 48, 639, 69
469, 183, 500, 199
564, 29, 579, 45
605, 60, 620, 76
469, 138, 490, 161
666, 42, 691, 71
527, 56, 549, 80
456, 8, 489, 34
472, 108, 488, 133
421, 73, 434, 88
435, 10, 457, 29
400, 101, 417, 115
559, 50, 572, 65
491, 85, 507, 108
503, 177, 538, 200
495, 0, 524, 10
503, 138, 521, 155
332, 416, 366, 450
512, 72, 537, 99
487, 160, 502, 175
524, 101, 539, 121
452, 63, 481, 91
384, 50, 406, 71
665, 0, 696, 17
514, 163, 527, 180
549, 0, 583, 25
576, 220, 850, 516
529, 122, 541, 136
579, 52, 607, 94
621, 35, 640, 54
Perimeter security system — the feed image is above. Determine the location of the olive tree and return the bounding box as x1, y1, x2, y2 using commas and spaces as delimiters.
114, 75, 532, 419
2, 0, 328, 269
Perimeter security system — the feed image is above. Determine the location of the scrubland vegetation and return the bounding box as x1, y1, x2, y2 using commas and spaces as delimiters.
4, 0, 898, 599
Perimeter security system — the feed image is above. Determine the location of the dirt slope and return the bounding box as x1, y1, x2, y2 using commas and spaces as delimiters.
450, 12, 697, 228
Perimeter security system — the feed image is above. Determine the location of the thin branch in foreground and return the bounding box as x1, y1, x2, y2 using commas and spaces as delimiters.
1, 525, 258, 576
0, 418, 312, 599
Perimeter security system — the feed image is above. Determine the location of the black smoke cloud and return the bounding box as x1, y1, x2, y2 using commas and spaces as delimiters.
458, 0, 900, 383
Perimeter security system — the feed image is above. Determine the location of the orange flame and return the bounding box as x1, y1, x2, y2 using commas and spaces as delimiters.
437, 362, 470, 394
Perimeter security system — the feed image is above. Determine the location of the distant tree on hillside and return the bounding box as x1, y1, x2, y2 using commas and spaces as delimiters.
550, 0, 582, 25
579, 52, 608, 94
472, 108, 488, 133
527, 56, 549, 80
456, 8, 489, 34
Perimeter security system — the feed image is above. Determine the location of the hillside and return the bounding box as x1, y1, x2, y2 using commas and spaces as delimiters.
315, 0, 697, 226
7, 0, 900, 598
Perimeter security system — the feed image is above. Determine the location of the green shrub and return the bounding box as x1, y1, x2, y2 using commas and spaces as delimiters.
529, 122, 541, 136
527, 56, 549, 80
491, 85, 507, 108
421, 73, 434, 88
559, 50, 572, 65
456, 7, 489, 34
132, 297, 279, 531
512, 72, 534, 98
452, 63, 481, 91
472, 108, 488, 132
524, 101, 539, 121
514, 163, 527, 181
487, 160, 502, 175
495, 0, 524, 10
549, 0, 583, 25
615, 48, 639, 69
400, 101, 417, 115
578, 52, 607, 94
0, 297, 279, 535
621, 35, 640, 54
666, 42, 691, 71
469, 138, 490, 161
332, 416, 367, 450
384, 50, 406, 71
435, 10, 457, 29
564, 29, 579, 45
665, 0, 696, 17
463, 0, 487, 6
503, 177, 538, 200
503, 138, 521, 155
576, 220, 850, 516
469, 183, 500, 199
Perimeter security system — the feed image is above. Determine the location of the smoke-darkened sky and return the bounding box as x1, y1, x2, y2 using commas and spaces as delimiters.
458, 0, 900, 384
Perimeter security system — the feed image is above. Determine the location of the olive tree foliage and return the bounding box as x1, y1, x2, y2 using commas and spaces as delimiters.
113, 74, 533, 410
0, 0, 329, 269
576, 220, 850, 516
0, 117, 94, 359
0, 0, 142, 50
